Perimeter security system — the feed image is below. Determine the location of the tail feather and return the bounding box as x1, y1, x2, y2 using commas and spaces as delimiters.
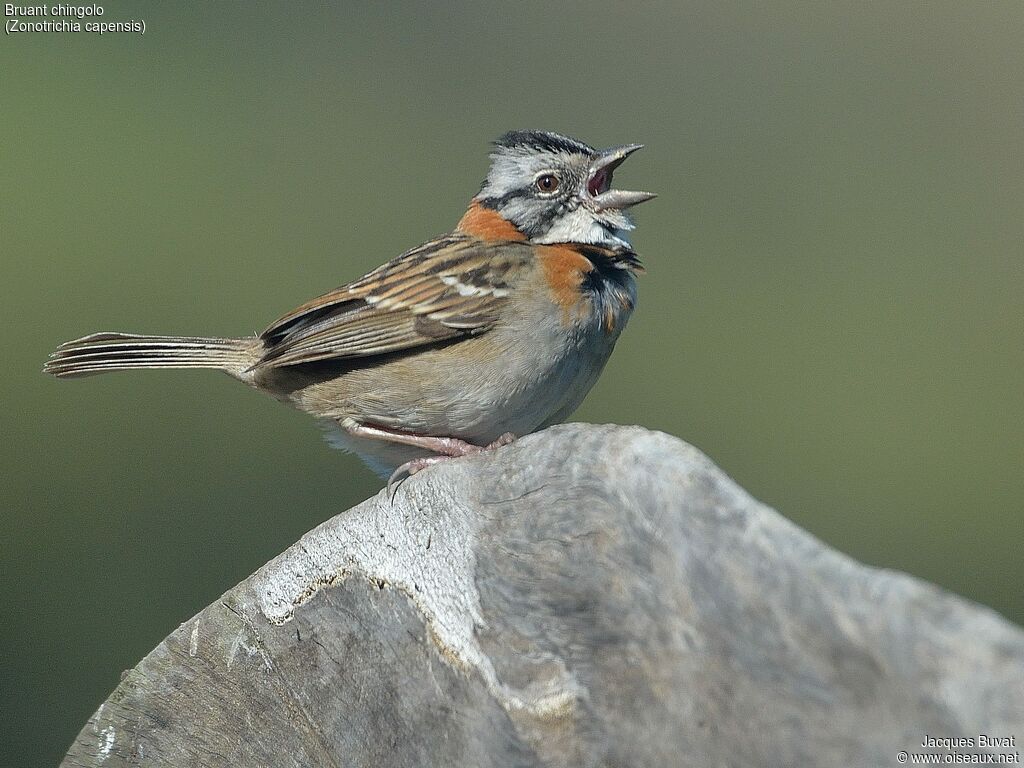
44, 332, 257, 379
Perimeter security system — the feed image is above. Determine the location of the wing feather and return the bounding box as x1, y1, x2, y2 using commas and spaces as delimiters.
257, 235, 533, 368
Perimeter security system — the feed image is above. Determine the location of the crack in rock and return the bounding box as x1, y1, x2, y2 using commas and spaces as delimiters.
252, 471, 576, 718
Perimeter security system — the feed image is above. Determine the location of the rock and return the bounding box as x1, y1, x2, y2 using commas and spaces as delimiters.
61, 424, 1024, 767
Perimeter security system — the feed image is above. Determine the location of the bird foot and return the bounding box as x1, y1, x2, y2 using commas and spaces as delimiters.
385, 432, 518, 499
484, 432, 517, 450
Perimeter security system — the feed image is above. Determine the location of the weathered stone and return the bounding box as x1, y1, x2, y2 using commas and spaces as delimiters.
62, 424, 1024, 767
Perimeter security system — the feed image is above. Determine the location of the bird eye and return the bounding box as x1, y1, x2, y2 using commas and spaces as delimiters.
535, 174, 560, 194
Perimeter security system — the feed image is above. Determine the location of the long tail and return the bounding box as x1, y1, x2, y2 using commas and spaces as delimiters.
44, 332, 259, 379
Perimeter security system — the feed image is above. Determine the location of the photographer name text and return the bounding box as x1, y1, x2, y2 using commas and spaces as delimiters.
923, 736, 1017, 750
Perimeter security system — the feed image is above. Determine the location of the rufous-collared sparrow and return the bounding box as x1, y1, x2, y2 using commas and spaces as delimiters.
45, 130, 655, 489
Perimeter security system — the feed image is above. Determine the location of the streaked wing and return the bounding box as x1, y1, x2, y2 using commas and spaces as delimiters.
257, 234, 531, 368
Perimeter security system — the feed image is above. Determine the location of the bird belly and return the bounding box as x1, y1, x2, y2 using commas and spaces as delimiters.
293, 309, 626, 474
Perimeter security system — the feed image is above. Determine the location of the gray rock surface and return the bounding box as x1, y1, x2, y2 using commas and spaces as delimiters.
61, 424, 1024, 767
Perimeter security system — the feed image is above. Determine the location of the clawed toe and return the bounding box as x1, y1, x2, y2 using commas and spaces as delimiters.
486, 432, 517, 450
383, 432, 518, 501
387, 455, 450, 499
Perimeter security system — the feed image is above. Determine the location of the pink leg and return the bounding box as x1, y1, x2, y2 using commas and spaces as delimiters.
343, 422, 517, 497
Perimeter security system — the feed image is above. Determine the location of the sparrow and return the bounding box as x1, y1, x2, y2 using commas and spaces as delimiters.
44, 130, 656, 491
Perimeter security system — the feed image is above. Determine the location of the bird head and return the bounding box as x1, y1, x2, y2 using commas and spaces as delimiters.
471, 130, 655, 247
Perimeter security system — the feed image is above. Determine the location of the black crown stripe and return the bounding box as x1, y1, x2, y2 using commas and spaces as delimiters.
493, 130, 595, 156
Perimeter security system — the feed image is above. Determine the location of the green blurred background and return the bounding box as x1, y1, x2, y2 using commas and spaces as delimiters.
3, 2, 1022, 764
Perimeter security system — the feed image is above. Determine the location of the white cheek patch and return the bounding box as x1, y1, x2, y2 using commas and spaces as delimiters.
533, 208, 633, 248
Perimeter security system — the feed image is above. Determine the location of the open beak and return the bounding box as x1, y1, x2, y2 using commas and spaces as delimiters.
584, 144, 657, 211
